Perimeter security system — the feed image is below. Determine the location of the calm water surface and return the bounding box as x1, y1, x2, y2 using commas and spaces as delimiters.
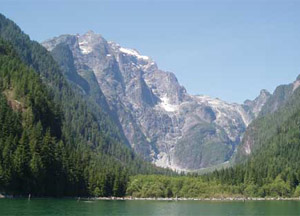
0, 199, 299, 216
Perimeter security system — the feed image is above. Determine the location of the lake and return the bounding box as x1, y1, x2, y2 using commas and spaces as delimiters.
0, 199, 299, 216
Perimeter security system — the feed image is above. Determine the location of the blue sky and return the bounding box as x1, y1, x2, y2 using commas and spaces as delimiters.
1, 0, 300, 103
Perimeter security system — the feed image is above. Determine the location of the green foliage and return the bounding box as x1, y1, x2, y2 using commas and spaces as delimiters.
293, 185, 300, 197
127, 175, 243, 198
127, 173, 297, 198
0, 40, 64, 195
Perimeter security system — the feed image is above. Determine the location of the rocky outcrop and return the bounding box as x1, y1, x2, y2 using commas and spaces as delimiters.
243, 89, 271, 119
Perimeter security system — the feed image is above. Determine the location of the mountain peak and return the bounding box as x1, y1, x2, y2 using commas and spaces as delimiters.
82, 30, 103, 39
260, 89, 271, 96
86, 30, 95, 34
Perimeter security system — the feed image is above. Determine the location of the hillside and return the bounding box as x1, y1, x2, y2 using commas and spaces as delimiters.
0, 13, 170, 197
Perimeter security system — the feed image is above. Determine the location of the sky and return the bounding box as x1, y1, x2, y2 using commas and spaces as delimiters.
1, 0, 300, 103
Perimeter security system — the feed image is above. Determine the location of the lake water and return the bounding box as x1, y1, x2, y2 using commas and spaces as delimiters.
0, 199, 299, 216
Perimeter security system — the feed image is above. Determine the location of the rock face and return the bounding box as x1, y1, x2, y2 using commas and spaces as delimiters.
42, 31, 267, 171
258, 79, 299, 117
243, 89, 271, 118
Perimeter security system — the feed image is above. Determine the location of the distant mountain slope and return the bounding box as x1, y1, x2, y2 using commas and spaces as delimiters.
236, 76, 300, 161
43, 31, 269, 171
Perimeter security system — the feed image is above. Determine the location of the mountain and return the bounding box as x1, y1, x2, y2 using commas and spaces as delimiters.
236, 76, 300, 160
42, 31, 269, 171
0, 14, 169, 197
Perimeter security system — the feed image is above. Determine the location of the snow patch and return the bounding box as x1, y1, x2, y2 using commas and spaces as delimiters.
119, 47, 149, 61
195, 95, 252, 126
159, 96, 179, 112
78, 41, 93, 54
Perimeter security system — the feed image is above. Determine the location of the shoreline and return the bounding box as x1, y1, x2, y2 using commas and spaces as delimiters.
1, 194, 300, 201
93, 197, 300, 201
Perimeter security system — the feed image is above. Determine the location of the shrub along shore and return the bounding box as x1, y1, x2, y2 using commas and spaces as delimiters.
125, 175, 300, 199
95, 197, 300, 201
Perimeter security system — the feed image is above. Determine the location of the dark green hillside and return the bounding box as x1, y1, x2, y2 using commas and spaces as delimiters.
0, 39, 66, 196
0, 14, 172, 197
0, 13, 123, 151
